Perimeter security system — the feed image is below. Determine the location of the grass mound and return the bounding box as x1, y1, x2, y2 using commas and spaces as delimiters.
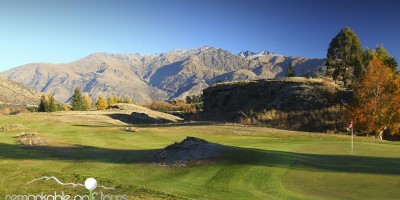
17, 132, 47, 146
152, 136, 225, 167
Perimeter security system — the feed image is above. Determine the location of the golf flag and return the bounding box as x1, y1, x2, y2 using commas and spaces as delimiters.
349, 122, 354, 129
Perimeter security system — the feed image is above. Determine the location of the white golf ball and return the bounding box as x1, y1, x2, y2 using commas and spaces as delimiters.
85, 178, 97, 190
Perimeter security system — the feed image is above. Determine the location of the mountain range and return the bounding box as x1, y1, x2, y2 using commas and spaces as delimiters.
0, 46, 325, 103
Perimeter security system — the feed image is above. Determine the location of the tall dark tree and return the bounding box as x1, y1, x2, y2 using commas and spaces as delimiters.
70, 88, 84, 111
325, 27, 364, 86
374, 45, 398, 73
38, 94, 49, 112
286, 62, 295, 77
363, 47, 373, 68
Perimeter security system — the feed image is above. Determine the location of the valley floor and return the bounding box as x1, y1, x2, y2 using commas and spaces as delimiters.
0, 111, 399, 199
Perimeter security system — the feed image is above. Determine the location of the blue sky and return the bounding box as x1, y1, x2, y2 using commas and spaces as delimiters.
0, 0, 399, 71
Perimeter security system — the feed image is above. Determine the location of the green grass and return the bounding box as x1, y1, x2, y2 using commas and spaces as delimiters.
0, 112, 399, 199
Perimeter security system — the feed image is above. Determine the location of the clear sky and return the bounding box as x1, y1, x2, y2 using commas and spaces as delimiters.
0, 0, 399, 71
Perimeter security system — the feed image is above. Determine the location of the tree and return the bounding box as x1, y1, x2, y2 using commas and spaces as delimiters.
96, 96, 108, 110
107, 96, 118, 106
71, 88, 84, 111
47, 93, 58, 112
186, 96, 193, 104
113, 95, 119, 103
374, 45, 398, 73
325, 27, 364, 86
124, 96, 133, 104
349, 54, 400, 136
38, 94, 49, 112
286, 64, 295, 77
83, 94, 92, 110
363, 47, 373, 68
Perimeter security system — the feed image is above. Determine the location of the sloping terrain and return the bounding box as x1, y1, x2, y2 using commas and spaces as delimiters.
202, 77, 352, 131
0, 47, 325, 103
0, 77, 41, 105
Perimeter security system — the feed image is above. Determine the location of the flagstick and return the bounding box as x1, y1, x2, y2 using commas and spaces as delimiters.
351, 127, 354, 155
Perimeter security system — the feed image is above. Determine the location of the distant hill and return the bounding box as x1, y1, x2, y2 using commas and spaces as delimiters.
0, 47, 325, 103
0, 77, 41, 105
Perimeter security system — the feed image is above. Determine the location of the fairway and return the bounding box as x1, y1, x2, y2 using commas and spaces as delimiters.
1, 111, 399, 199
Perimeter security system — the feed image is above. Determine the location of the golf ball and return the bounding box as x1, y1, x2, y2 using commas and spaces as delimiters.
85, 178, 97, 190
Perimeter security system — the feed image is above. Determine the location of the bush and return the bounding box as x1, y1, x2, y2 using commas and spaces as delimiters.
144, 100, 195, 113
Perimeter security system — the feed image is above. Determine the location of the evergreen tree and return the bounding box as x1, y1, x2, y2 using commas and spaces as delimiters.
38, 94, 49, 112
374, 45, 398, 73
186, 96, 193, 104
71, 88, 84, 111
325, 27, 364, 86
96, 96, 108, 110
286, 64, 295, 77
83, 94, 92, 110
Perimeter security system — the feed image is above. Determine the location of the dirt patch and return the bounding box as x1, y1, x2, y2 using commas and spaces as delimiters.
0, 124, 23, 132
152, 137, 226, 167
17, 132, 47, 146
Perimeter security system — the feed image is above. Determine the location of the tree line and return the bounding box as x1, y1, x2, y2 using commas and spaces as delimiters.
326, 27, 399, 137
38, 88, 134, 112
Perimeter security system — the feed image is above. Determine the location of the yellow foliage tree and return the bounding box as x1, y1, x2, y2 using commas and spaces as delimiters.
96, 96, 108, 110
349, 54, 400, 135
83, 94, 92, 110
124, 96, 133, 104
107, 95, 117, 106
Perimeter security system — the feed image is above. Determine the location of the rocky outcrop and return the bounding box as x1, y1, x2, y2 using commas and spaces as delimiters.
203, 77, 352, 132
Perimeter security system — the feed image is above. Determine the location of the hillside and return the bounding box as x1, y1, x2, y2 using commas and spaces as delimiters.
0, 47, 325, 103
0, 77, 41, 105
202, 77, 352, 131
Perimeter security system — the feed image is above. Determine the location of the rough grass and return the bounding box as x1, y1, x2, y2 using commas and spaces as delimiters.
0, 112, 399, 199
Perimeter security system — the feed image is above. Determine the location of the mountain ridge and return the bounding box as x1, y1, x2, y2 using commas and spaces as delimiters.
0, 47, 326, 103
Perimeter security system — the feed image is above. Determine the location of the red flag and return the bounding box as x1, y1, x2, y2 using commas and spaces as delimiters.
349, 122, 354, 129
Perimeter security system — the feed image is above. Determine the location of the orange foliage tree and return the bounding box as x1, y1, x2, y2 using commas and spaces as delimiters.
349, 54, 400, 135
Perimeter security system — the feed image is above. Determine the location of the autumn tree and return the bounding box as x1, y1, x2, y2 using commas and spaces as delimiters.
96, 96, 108, 110
70, 88, 85, 111
349, 54, 400, 136
47, 93, 58, 112
124, 96, 133, 104
83, 94, 92, 110
325, 27, 364, 86
107, 95, 118, 105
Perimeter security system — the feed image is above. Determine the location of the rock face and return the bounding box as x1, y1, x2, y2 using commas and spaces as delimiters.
203, 77, 352, 132
0, 77, 41, 105
153, 137, 224, 166
0, 47, 325, 103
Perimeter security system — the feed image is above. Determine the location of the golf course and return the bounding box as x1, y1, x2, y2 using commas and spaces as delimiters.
1, 111, 399, 200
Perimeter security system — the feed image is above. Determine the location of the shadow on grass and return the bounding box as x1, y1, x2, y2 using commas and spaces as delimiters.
0, 142, 399, 175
